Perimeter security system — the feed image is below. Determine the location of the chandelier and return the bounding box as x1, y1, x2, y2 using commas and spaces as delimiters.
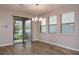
32, 4, 41, 22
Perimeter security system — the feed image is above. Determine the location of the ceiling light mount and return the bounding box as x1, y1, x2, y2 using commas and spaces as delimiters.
32, 4, 39, 22
36, 4, 39, 6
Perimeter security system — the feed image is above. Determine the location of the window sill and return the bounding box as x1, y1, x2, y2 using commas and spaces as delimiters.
61, 33, 74, 36
48, 32, 57, 34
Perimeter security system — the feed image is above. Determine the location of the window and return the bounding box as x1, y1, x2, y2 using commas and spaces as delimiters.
61, 12, 74, 34
49, 16, 57, 33
40, 18, 46, 33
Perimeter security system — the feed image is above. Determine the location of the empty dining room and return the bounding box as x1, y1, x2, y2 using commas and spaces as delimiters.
0, 4, 79, 55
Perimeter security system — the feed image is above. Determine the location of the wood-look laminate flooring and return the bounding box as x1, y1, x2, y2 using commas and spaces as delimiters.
0, 41, 79, 55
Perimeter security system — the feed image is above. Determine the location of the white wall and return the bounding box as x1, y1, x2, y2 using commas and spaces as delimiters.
0, 7, 35, 46
38, 5, 79, 51
32, 21, 39, 41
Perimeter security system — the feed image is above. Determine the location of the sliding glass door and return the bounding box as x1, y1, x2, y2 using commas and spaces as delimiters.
13, 16, 32, 44
24, 20, 32, 43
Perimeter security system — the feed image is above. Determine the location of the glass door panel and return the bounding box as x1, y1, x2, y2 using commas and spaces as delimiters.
14, 20, 23, 43
24, 20, 32, 43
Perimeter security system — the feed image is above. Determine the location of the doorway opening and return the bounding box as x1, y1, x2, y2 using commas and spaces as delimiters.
13, 16, 32, 44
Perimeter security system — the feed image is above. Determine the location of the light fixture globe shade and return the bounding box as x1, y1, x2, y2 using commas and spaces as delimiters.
35, 17, 38, 21
32, 18, 35, 21
39, 17, 42, 21
32, 17, 38, 21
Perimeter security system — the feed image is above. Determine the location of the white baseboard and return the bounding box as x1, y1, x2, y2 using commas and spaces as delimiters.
0, 43, 13, 47
38, 39, 79, 52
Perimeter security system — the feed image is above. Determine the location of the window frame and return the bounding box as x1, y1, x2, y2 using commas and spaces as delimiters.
48, 16, 57, 34
40, 17, 47, 33
60, 11, 75, 35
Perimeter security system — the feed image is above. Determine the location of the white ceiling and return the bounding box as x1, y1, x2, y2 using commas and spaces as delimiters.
0, 4, 78, 16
